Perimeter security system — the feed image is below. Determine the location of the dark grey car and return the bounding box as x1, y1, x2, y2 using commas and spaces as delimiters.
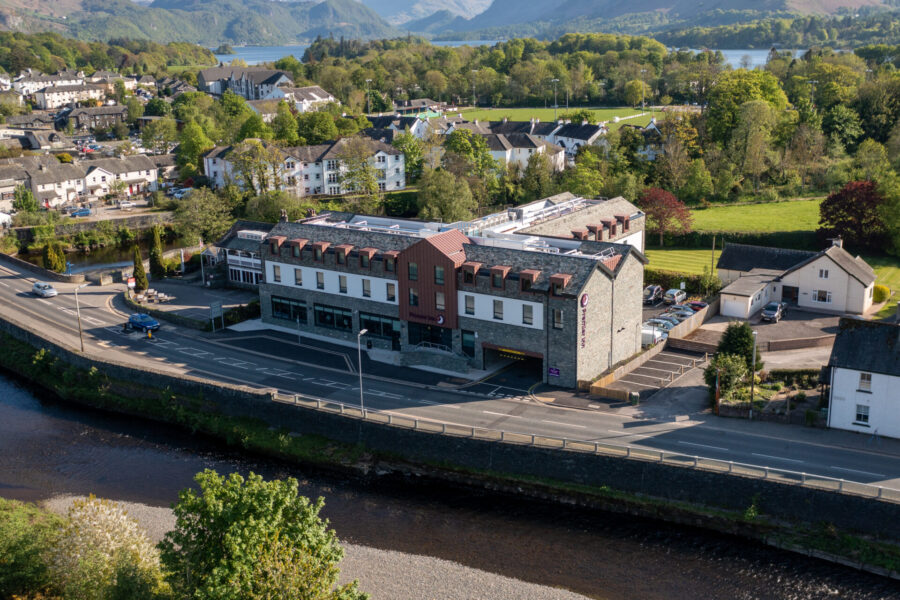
761, 302, 786, 322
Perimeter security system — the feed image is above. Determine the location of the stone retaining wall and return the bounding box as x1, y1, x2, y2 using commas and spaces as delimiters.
10, 212, 173, 243
2, 312, 899, 541
0, 252, 86, 283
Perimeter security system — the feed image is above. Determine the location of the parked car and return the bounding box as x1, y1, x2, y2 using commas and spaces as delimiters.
128, 313, 160, 332
688, 301, 709, 312
664, 289, 687, 305
663, 309, 693, 322
642, 284, 663, 305
32, 282, 57, 298
644, 319, 676, 332
761, 301, 787, 322
641, 326, 668, 347
670, 303, 696, 313
654, 314, 682, 327
70, 208, 91, 218
119, 201, 135, 210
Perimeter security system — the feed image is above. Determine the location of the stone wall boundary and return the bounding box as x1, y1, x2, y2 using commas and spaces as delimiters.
588, 341, 667, 392
0, 251, 86, 283
766, 335, 835, 352
2, 311, 900, 541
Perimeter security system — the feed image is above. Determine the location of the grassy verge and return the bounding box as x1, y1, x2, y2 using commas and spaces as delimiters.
690, 199, 823, 232
645, 248, 721, 275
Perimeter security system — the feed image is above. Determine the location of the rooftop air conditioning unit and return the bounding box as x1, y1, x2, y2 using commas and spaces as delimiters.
237, 230, 267, 241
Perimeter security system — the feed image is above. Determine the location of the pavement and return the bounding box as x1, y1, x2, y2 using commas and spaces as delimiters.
134, 282, 257, 323
3, 256, 900, 491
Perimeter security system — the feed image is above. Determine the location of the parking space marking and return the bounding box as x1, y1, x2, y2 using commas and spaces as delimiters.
616, 379, 658, 388
213, 357, 255, 370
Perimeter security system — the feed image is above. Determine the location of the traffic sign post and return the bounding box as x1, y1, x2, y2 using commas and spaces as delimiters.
210, 300, 224, 332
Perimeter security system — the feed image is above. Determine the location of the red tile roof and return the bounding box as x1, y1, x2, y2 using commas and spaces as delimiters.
424, 229, 470, 266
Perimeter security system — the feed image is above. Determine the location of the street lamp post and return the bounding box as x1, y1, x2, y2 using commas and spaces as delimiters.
749, 330, 758, 420
74, 282, 89, 353
365, 79, 372, 114
357, 328, 368, 415
551, 78, 560, 121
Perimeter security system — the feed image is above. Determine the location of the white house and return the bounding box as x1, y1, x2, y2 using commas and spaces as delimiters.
83, 155, 158, 198
274, 86, 337, 113
204, 137, 405, 197
546, 122, 606, 156
34, 84, 105, 109
197, 67, 292, 100
27, 162, 87, 208
13, 71, 84, 96
716, 240, 876, 319
367, 115, 431, 139
827, 319, 900, 439
483, 133, 565, 172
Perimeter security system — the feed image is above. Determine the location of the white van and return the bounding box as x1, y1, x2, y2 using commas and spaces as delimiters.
641, 326, 667, 347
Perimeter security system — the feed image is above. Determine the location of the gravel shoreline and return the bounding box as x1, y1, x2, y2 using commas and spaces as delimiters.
43, 495, 593, 600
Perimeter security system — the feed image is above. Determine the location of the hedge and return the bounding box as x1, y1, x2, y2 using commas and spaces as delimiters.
874, 284, 891, 304
650, 230, 819, 251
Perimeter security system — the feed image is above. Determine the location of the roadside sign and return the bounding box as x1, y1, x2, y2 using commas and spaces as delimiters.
127, 277, 135, 289
680, 281, 685, 290
210, 300, 223, 319
548, 367, 560, 377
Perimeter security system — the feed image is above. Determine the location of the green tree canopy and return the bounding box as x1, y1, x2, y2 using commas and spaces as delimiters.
173, 188, 234, 245
716, 321, 763, 372
142, 116, 178, 155
12, 184, 38, 212
132, 244, 148, 292
177, 120, 214, 175
297, 111, 338, 145
417, 168, 477, 222
237, 113, 274, 142
148, 225, 165, 279
159, 470, 367, 600
271, 101, 299, 145
144, 97, 171, 117
706, 70, 788, 143
392, 129, 424, 181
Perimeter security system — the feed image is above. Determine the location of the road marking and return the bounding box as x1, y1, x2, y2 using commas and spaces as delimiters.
82, 316, 104, 326
0, 281, 8, 287
483, 410, 523, 418
831, 466, 885, 478
678, 441, 728, 452
541, 419, 586, 428
607, 429, 653, 439
213, 357, 254, 369
752, 453, 804, 464
178, 347, 211, 357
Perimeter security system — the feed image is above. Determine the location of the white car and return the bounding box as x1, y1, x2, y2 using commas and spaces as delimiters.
32, 282, 58, 298
119, 201, 136, 210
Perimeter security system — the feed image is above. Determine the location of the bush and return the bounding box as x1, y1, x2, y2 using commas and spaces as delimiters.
795, 391, 807, 402
717, 322, 763, 372
874, 284, 891, 303
0, 498, 64, 597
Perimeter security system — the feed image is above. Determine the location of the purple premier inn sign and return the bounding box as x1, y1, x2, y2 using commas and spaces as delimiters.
548, 367, 560, 377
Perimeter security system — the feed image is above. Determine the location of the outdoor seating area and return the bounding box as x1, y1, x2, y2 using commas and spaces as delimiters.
134, 289, 175, 304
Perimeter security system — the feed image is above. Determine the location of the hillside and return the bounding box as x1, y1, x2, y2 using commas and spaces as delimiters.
434, 0, 889, 36
0, 0, 401, 44
360, 0, 490, 25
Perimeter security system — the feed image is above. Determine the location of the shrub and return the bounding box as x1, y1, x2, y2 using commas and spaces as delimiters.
717, 322, 763, 372
0, 498, 64, 597
41, 242, 66, 273
704, 353, 748, 400
795, 391, 807, 402
874, 284, 891, 303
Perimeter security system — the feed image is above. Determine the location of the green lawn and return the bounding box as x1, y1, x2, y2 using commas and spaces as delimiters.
459, 106, 646, 124
644, 248, 722, 275
690, 199, 823, 233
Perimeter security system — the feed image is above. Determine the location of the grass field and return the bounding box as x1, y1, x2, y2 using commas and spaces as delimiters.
644, 248, 722, 275
459, 106, 647, 124
690, 199, 823, 233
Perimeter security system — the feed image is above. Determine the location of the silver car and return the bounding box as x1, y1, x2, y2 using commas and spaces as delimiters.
32, 282, 58, 298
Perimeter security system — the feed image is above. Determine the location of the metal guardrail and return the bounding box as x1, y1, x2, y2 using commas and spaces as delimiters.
272, 392, 900, 505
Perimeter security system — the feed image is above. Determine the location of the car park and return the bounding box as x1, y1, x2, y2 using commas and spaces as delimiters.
664, 289, 687, 305
128, 313, 160, 332
643, 284, 663, 305
32, 282, 57, 298
70, 208, 91, 218
761, 301, 787, 322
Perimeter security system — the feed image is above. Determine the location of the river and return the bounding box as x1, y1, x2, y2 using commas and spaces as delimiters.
1, 372, 897, 600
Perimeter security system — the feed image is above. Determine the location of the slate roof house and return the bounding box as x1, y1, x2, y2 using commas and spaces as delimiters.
716, 240, 877, 318
63, 105, 129, 132
826, 318, 900, 438
197, 67, 292, 100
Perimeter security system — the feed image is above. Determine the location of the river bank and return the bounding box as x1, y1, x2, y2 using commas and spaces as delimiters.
3, 372, 899, 600
2, 313, 900, 591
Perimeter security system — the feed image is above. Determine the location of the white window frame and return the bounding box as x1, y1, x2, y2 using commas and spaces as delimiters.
818, 268, 829, 279
858, 372, 872, 392
812, 289, 832, 304
855, 404, 869, 424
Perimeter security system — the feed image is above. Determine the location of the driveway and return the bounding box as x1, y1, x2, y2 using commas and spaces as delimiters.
686, 309, 840, 349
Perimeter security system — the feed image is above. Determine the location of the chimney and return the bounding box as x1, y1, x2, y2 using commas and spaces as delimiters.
571, 229, 588, 240
831, 235, 843, 249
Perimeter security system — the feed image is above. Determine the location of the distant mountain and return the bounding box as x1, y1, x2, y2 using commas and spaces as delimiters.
431, 0, 888, 37
0, 0, 402, 44
359, 0, 490, 25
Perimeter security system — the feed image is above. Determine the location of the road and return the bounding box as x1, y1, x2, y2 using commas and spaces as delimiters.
2, 258, 900, 492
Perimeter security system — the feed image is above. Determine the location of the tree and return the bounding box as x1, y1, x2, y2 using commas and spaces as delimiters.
392, 129, 424, 181
113, 121, 129, 140
703, 353, 749, 401
297, 111, 338, 145
132, 244, 148, 292
853, 139, 891, 182
560, 108, 596, 124
443, 129, 498, 181
125, 96, 144, 125
521, 151, 555, 201
244, 190, 307, 222
658, 136, 690, 191
173, 188, 234, 245
716, 321, 763, 372
337, 137, 379, 202
878, 172, 900, 255
42, 243, 66, 273
679, 158, 714, 204
47, 497, 166, 600
822, 105, 863, 152
159, 470, 367, 600
56, 152, 73, 164
177, 120, 214, 176
142, 116, 177, 155
624, 79, 649, 108
559, 149, 604, 197
12, 184, 38, 212
271, 101, 299, 145
148, 225, 165, 279
416, 168, 477, 222
0, 498, 64, 598
818, 180, 888, 251
729, 100, 775, 191
705, 70, 788, 143
636, 187, 692, 246
237, 113, 273, 142
785, 123, 825, 191
144, 97, 171, 117
112, 79, 126, 104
